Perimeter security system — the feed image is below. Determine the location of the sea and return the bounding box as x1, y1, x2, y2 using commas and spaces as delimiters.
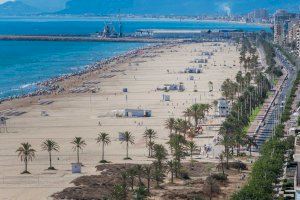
0, 16, 271, 99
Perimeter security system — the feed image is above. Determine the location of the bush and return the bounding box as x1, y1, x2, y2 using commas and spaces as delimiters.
210, 173, 228, 181
237, 152, 247, 157
229, 162, 247, 170
179, 168, 190, 180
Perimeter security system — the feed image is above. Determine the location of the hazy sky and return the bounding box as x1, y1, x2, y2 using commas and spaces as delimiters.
1, 0, 299, 14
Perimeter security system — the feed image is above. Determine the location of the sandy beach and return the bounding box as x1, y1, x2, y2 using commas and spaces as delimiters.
0, 41, 240, 200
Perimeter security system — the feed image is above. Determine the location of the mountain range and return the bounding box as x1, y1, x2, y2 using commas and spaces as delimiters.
59, 0, 300, 16
0, 1, 40, 15
0, 0, 299, 16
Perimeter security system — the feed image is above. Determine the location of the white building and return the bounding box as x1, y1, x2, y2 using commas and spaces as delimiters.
217, 98, 230, 117
124, 109, 152, 118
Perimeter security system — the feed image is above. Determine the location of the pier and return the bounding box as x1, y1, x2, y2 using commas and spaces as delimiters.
0, 35, 170, 43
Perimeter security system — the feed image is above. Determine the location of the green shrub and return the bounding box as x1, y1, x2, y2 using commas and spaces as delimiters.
211, 173, 228, 181
229, 162, 247, 170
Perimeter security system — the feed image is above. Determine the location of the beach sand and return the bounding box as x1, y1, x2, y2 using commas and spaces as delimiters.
0, 41, 240, 200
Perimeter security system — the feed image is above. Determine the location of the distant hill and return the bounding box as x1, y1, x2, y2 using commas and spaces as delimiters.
19, 0, 68, 12
58, 0, 300, 16
0, 1, 40, 16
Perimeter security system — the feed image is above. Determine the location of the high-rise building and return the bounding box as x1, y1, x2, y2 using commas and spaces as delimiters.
297, 25, 300, 56
274, 22, 284, 44
273, 10, 299, 45
285, 20, 300, 56
248, 9, 269, 23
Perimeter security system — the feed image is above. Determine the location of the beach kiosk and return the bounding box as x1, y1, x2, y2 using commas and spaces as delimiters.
124, 109, 152, 118
179, 83, 185, 92
71, 163, 82, 174
217, 98, 230, 117
163, 94, 171, 101
119, 132, 126, 141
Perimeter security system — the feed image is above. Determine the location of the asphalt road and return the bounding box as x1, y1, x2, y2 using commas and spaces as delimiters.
255, 49, 297, 149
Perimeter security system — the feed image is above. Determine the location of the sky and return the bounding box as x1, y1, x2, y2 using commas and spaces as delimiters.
0, 0, 299, 14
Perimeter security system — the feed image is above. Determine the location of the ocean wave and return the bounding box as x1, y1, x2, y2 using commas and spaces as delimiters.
20, 83, 36, 89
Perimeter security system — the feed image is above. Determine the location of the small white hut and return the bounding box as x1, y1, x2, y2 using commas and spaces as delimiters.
71, 163, 82, 174
124, 109, 152, 118
217, 98, 230, 117
162, 94, 171, 101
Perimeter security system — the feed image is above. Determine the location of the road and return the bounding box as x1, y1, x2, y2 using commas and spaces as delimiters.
254, 49, 297, 149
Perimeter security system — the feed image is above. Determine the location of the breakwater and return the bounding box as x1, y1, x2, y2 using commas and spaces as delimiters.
0, 35, 170, 43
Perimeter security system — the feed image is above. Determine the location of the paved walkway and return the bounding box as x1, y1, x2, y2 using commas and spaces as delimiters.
247, 51, 288, 137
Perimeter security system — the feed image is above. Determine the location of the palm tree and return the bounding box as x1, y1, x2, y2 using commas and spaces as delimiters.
71, 137, 86, 164
16, 142, 36, 174
134, 164, 144, 186
168, 134, 186, 177
177, 119, 191, 139
186, 141, 197, 168
121, 131, 135, 160
143, 129, 157, 157
143, 165, 152, 193
41, 139, 59, 170
204, 176, 220, 200
167, 160, 176, 183
245, 136, 258, 156
127, 167, 137, 190
219, 152, 225, 175
152, 144, 168, 188
96, 132, 111, 163
185, 104, 211, 127
165, 118, 176, 135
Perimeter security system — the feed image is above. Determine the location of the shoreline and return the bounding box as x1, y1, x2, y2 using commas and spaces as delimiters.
0, 40, 241, 200
0, 41, 177, 106
0, 15, 272, 27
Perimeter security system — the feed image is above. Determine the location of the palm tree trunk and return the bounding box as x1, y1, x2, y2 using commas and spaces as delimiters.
77, 147, 80, 163
147, 177, 150, 193
49, 151, 52, 168
225, 147, 229, 169
25, 157, 28, 172
131, 178, 134, 190
102, 142, 105, 161
126, 142, 129, 158
210, 184, 213, 200
221, 161, 225, 175
148, 138, 151, 157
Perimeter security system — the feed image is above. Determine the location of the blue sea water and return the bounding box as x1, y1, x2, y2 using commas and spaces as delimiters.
0, 17, 270, 99
0, 40, 145, 99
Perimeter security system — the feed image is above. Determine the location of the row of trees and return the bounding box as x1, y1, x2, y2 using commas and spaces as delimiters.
218, 36, 273, 168
111, 113, 217, 199
281, 71, 300, 123
232, 75, 298, 198
258, 36, 283, 77
232, 36, 299, 199
165, 103, 211, 140
239, 37, 259, 74
232, 133, 294, 199
16, 132, 135, 174
219, 70, 271, 166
